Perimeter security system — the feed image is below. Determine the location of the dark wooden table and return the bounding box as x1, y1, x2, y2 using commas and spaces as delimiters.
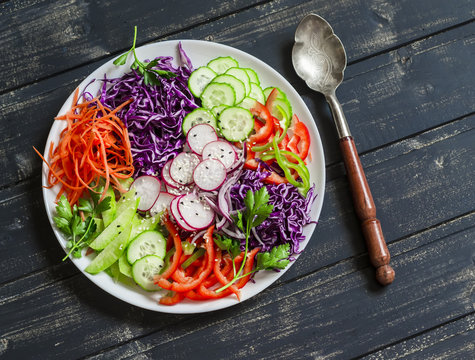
1, 1, 474, 359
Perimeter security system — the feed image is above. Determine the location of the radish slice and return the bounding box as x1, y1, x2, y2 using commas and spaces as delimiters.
161, 160, 179, 189
169, 152, 200, 185
165, 183, 193, 196
131, 175, 161, 212
150, 192, 176, 217
193, 159, 227, 191
177, 193, 215, 230
186, 124, 218, 155
202, 140, 237, 170
170, 196, 197, 231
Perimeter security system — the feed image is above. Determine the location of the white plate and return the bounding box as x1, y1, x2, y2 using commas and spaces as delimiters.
41, 40, 325, 314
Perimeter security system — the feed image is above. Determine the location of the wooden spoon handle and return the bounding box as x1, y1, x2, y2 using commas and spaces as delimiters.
339, 136, 395, 285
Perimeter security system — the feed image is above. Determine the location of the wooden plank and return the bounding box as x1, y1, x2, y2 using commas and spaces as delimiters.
362, 313, 475, 359
1, 0, 473, 92
0, 21, 473, 189
0, 0, 261, 91
85, 214, 475, 359
0, 120, 473, 358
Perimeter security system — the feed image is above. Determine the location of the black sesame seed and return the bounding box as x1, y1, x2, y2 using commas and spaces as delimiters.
117, 225, 120, 228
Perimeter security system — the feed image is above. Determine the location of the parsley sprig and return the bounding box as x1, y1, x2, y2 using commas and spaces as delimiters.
113, 26, 177, 86
216, 187, 275, 293
53, 194, 111, 261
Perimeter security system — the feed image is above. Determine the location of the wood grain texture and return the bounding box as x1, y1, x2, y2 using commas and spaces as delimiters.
84, 214, 475, 360
1, 21, 473, 189
1, 1, 474, 359
1, 117, 473, 359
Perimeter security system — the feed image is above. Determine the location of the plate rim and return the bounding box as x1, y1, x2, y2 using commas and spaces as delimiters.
41, 39, 326, 314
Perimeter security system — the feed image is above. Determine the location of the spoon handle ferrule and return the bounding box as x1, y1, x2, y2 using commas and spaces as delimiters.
326, 93, 351, 138
339, 136, 395, 285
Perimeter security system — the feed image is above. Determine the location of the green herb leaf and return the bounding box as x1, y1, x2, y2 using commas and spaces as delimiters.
256, 244, 291, 270
53, 216, 72, 235
94, 196, 111, 215
214, 234, 241, 258
78, 198, 94, 214
56, 195, 72, 221
113, 52, 130, 66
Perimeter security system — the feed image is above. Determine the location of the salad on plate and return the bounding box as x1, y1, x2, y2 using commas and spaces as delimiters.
36, 28, 324, 311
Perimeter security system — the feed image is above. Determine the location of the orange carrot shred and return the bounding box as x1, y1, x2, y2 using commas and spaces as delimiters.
34, 88, 134, 205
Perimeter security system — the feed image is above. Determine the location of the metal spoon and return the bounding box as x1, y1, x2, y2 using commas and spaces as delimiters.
292, 13, 395, 285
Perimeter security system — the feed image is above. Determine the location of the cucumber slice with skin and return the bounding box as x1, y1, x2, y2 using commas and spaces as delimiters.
89, 196, 139, 251
200, 82, 236, 109
225, 67, 251, 96
243, 67, 260, 85
182, 108, 217, 135
238, 96, 259, 111
188, 66, 217, 98
264, 87, 288, 102
85, 220, 133, 274
132, 255, 164, 291
207, 56, 239, 74
118, 253, 132, 278
210, 74, 246, 104
210, 104, 229, 118
127, 230, 167, 265
218, 106, 254, 142
249, 83, 265, 104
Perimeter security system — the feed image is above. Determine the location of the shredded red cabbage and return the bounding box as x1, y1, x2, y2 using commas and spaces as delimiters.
100, 44, 198, 177
230, 167, 316, 254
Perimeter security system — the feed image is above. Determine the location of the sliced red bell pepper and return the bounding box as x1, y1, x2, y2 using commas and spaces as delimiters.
248, 101, 274, 144
287, 115, 310, 161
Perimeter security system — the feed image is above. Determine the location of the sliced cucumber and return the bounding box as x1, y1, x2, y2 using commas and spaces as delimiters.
243, 67, 260, 85
269, 97, 292, 122
225, 67, 251, 96
218, 106, 254, 142
237, 96, 258, 111
200, 83, 236, 109
188, 66, 217, 98
211, 74, 246, 104
85, 221, 133, 274
249, 83, 265, 104
210, 104, 229, 118
132, 255, 164, 291
207, 56, 239, 74
263, 87, 288, 102
118, 252, 132, 278
89, 196, 139, 251
182, 108, 217, 135
127, 230, 167, 265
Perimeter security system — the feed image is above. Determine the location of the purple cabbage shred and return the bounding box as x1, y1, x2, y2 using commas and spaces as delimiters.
100, 44, 198, 177
230, 167, 317, 254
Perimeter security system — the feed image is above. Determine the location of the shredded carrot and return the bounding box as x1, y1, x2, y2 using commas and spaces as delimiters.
34, 88, 134, 205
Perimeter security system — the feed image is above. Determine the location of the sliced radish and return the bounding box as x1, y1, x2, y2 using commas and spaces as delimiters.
131, 175, 161, 212
186, 124, 218, 155
170, 196, 197, 232
193, 159, 227, 191
169, 152, 201, 185
161, 160, 179, 189
202, 140, 237, 170
166, 183, 193, 196
177, 193, 215, 230
150, 192, 176, 217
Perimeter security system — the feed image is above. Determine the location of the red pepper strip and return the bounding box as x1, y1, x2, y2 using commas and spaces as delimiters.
166, 234, 173, 251
154, 215, 183, 286
168, 226, 215, 292
159, 291, 185, 305
215, 251, 240, 297
198, 284, 234, 299
248, 101, 274, 144
184, 290, 208, 301
236, 248, 260, 288
287, 115, 310, 161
